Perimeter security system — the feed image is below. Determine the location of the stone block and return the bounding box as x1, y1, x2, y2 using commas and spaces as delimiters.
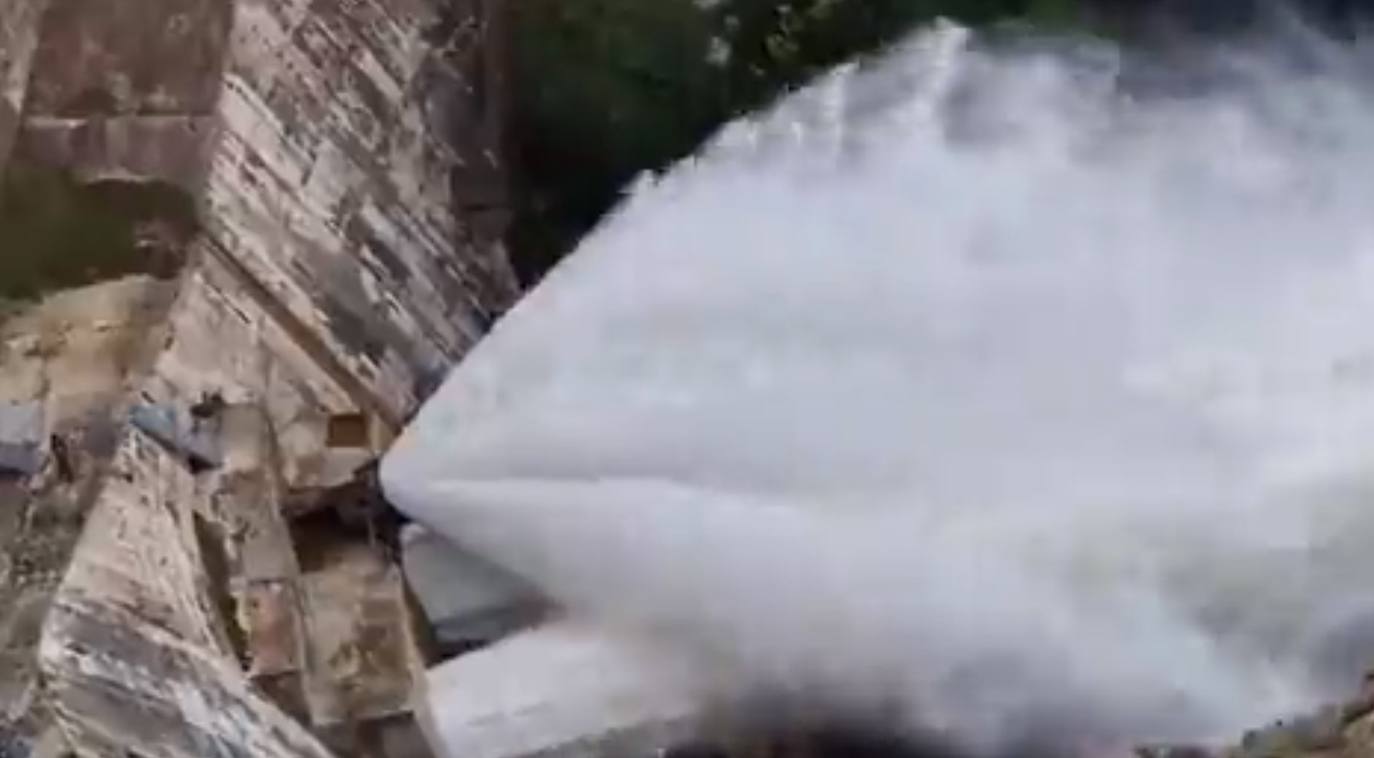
401, 525, 543, 656
414, 622, 715, 758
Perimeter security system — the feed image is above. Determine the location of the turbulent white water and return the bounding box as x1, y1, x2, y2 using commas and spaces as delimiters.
383, 22, 1374, 753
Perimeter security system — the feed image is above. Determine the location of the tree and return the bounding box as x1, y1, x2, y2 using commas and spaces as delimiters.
507, 0, 1081, 284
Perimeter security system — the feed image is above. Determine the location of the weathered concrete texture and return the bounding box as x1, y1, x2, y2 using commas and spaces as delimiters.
12, 0, 231, 190
11, 0, 519, 419
0, 0, 47, 175
24, 0, 231, 117
0, 403, 44, 475
0, 278, 176, 425
300, 542, 427, 727
42, 430, 332, 758
0, 278, 178, 747
12, 0, 520, 753
41, 239, 441, 757
204, 0, 519, 425
39, 257, 351, 757
43, 597, 329, 758
18, 114, 218, 190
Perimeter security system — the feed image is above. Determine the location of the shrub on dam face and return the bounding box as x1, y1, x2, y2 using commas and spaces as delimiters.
504, 0, 1373, 285
505, 0, 1080, 283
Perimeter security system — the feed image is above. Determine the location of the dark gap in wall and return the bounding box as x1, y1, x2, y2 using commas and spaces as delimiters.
0, 158, 197, 302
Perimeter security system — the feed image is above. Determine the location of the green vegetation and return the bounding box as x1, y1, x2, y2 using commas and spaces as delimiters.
0, 161, 196, 302
507, 0, 1085, 282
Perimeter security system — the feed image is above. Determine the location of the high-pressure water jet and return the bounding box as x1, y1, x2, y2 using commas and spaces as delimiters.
386, 21, 1374, 755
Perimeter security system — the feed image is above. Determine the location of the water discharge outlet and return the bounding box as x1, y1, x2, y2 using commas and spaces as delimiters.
386, 21, 1374, 757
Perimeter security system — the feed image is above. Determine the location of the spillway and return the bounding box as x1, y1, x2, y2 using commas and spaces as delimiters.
384, 22, 1374, 754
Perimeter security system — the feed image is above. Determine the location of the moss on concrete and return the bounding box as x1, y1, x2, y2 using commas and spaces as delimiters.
0, 160, 196, 301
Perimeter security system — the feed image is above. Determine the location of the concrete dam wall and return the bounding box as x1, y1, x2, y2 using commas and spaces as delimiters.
0, 0, 517, 754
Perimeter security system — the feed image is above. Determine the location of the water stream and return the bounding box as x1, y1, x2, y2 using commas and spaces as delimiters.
385, 22, 1374, 753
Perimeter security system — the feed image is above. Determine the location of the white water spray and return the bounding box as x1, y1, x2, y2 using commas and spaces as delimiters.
384, 22, 1374, 752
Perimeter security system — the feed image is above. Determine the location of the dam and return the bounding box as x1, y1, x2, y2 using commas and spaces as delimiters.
5, 3, 1374, 758
0, 0, 515, 753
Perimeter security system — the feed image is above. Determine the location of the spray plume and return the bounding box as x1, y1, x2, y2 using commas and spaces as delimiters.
384, 20, 1374, 753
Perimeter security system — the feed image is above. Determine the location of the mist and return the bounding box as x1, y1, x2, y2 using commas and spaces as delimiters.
383, 21, 1374, 754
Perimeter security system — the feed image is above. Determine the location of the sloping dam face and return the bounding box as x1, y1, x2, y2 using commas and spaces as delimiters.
384, 23, 1374, 757
0, 0, 517, 753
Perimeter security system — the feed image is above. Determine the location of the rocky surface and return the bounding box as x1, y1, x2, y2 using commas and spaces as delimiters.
204, 0, 517, 424
0, 0, 518, 754
0, 278, 177, 753
42, 422, 335, 758
0, 0, 44, 177
11, 1, 1374, 757
16, 0, 229, 189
